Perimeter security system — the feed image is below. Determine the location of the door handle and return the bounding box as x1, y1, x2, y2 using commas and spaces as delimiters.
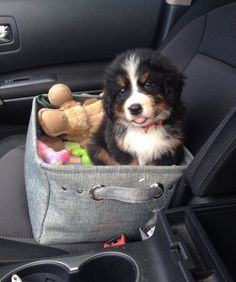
0, 74, 57, 89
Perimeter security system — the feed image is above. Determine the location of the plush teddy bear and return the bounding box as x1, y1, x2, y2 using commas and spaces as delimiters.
38, 84, 104, 144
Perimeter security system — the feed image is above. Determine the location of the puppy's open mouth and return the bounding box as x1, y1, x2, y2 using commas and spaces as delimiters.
132, 116, 147, 125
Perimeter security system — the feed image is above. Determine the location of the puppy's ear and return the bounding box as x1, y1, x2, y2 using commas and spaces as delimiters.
164, 71, 185, 106
102, 90, 113, 119
151, 51, 185, 106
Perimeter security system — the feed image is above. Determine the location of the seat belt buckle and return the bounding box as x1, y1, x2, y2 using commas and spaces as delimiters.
103, 234, 127, 248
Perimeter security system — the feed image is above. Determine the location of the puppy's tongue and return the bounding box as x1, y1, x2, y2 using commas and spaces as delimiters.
134, 117, 146, 124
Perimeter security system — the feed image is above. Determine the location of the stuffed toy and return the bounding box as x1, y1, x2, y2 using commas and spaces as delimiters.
64, 141, 93, 166
38, 84, 104, 144
37, 139, 93, 166
37, 140, 70, 165
38, 135, 65, 151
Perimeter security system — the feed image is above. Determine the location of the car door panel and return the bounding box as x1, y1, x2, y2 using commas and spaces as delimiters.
0, 0, 163, 74
0, 0, 165, 128
0, 61, 108, 99
0, 0, 192, 133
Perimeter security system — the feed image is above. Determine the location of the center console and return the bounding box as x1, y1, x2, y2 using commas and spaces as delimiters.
1, 203, 235, 282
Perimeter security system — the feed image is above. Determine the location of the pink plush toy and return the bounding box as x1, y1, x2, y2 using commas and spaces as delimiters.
37, 140, 70, 165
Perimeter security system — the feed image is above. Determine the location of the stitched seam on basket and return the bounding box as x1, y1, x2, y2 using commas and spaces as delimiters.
38, 169, 51, 242
42, 165, 188, 174
199, 139, 236, 195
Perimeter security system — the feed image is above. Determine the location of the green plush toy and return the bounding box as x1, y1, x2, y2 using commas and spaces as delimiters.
64, 141, 81, 151
64, 142, 93, 166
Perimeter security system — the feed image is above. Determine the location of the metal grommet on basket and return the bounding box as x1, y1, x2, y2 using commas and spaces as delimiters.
11, 274, 22, 282
150, 183, 164, 199
89, 185, 105, 201
62, 185, 67, 191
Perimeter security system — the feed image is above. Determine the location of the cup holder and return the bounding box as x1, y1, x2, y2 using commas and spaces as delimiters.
77, 254, 138, 282
2, 263, 69, 282
2, 254, 138, 282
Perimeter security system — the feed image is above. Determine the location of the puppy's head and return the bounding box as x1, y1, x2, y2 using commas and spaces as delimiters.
103, 48, 184, 128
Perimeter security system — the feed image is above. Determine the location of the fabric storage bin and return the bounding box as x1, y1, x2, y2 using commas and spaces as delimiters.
25, 95, 193, 244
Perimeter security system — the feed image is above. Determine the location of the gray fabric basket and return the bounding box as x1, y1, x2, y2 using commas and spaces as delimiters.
25, 96, 193, 244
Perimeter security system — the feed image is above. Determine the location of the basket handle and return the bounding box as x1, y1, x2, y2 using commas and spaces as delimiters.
89, 183, 164, 203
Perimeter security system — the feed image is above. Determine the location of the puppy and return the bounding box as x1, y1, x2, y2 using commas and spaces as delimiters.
88, 49, 185, 166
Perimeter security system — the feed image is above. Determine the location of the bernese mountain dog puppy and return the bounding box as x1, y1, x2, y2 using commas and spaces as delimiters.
88, 49, 185, 166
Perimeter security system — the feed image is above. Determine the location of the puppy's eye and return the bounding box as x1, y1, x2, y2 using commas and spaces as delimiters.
118, 87, 126, 96
144, 81, 154, 89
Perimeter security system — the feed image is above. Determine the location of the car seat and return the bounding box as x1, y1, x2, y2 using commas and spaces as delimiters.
0, 0, 235, 262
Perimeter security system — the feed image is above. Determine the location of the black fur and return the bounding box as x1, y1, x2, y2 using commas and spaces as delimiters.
88, 48, 185, 166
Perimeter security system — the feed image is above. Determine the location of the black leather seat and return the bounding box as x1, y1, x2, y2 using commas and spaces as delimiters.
0, 0, 235, 259
161, 0, 236, 154
160, 0, 236, 206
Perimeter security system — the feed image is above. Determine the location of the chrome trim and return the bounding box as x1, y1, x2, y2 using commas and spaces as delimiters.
165, 0, 192, 6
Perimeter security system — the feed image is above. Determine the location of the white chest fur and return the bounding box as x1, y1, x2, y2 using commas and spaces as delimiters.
122, 126, 176, 165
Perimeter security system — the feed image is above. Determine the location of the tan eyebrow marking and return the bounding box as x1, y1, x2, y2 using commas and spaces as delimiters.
116, 76, 126, 87
139, 72, 150, 84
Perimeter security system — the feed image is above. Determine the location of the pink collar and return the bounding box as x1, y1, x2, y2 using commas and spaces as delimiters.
144, 119, 164, 133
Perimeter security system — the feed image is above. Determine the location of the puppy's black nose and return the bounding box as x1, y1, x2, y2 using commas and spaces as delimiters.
128, 103, 143, 115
